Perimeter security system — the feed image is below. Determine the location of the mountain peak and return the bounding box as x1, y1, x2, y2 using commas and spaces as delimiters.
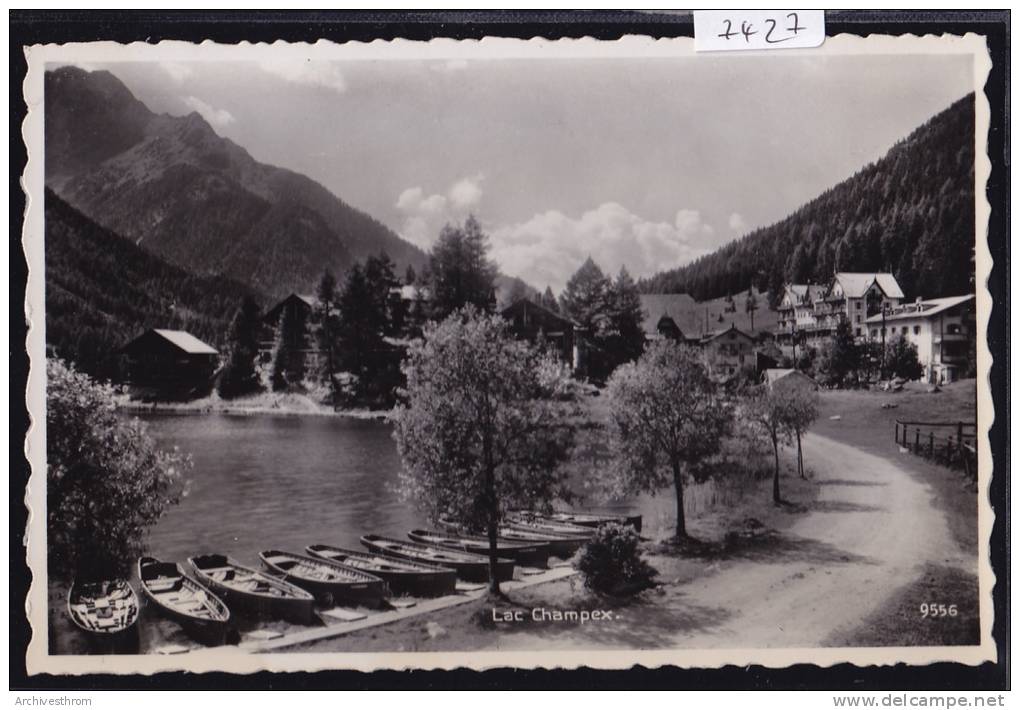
45, 66, 427, 297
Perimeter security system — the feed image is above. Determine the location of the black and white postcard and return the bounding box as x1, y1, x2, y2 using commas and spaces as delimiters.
19, 28, 1000, 677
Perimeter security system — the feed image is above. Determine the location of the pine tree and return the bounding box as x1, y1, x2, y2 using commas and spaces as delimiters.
316, 270, 339, 396
609, 266, 646, 365
541, 286, 560, 313
559, 257, 611, 333
338, 263, 385, 379
427, 216, 497, 320
217, 295, 262, 399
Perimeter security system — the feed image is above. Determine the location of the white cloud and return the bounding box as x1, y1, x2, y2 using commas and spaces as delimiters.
448, 175, 484, 208
162, 62, 193, 83
396, 187, 448, 214
182, 95, 235, 127
489, 203, 716, 292
728, 212, 748, 234
258, 59, 347, 93
394, 175, 485, 249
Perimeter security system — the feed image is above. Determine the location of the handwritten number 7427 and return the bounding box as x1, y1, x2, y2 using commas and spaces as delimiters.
718, 13, 807, 45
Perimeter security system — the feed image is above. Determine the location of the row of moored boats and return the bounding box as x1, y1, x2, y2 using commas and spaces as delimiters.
67, 511, 641, 648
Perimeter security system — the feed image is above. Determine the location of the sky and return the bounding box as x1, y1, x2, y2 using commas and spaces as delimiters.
71, 53, 974, 291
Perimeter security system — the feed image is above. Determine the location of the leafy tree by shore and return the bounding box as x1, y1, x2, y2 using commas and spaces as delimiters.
602, 342, 731, 540
217, 295, 263, 399
393, 307, 578, 593
47, 359, 188, 579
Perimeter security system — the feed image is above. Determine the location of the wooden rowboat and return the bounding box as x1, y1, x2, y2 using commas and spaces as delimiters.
137, 556, 230, 645
361, 535, 514, 583
259, 550, 386, 608
189, 553, 316, 624
407, 529, 550, 568
530, 510, 640, 530
67, 579, 139, 653
306, 544, 457, 597
507, 515, 597, 538
437, 516, 588, 558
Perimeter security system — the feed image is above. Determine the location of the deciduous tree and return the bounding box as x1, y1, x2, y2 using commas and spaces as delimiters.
47, 359, 189, 579
601, 342, 731, 540
885, 334, 924, 381
393, 307, 577, 592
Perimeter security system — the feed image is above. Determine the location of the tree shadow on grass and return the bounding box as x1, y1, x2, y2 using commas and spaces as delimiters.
808, 499, 887, 514
648, 529, 879, 568
818, 478, 889, 488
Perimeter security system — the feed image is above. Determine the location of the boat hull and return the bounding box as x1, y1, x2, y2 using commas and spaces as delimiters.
438, 517, 586, 559
67, 580, 140, 654
189, 555, 316, 625
407, 530, 550, 568
137, 557, 231, 646
361, 536, 514, 584
259, 550, 386, 608
306, 545, 457, 598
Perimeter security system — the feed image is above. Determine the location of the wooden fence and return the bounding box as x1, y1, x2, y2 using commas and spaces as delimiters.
894, 420, 977, 479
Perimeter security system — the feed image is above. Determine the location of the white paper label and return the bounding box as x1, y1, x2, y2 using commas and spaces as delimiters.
694, 10, 825, 52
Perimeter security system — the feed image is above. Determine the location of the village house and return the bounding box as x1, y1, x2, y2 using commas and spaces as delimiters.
775, 284, 826, 345
864, 294, 975, 384
762, 367, 819, 392
119, 328, 219, 393
501, 297, 578, 367
258, 293, 324, 368
774, 273, 905, 345
700, 324, 756, 379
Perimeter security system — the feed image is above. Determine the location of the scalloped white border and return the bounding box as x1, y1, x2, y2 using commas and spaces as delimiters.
21, 31, 996, 675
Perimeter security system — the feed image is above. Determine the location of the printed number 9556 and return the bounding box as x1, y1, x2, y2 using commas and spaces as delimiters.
920, 603, 958, 618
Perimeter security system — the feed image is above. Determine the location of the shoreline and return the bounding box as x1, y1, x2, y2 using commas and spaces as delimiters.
115, 393, 394, 422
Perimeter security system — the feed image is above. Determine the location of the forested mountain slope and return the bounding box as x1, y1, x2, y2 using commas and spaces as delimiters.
45, 190, 259, 380
640, 94, 976, 304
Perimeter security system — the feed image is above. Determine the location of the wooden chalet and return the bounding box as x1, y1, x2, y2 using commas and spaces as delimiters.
119, 329, 218, 392
501, 297, 577, 367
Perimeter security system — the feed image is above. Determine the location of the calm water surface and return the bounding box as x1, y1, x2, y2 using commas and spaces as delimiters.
138, 413, 420, 568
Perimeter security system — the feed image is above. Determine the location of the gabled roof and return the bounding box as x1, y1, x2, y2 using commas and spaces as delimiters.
501, 297, 576, 328
785, 284, 826, 304
864, 294, 974, 324
701, 324, 754, 343
763, 368, 817, 389
638, 294, 697, 334
831, 273, 905, 300
150, 329, 218, 355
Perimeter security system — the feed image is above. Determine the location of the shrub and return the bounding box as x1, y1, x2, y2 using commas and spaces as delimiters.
575, 523, 657, 596
47, 359, 189, 579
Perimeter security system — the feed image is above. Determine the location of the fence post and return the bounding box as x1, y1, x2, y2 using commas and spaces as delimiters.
947, 435, 953, 461
914, 428, 920, 452
957, 421, 964, 445
895, 422, 900, 445
928, 432, 934, 457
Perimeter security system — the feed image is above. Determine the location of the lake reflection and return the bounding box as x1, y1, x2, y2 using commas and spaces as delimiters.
137, 413, 419, 568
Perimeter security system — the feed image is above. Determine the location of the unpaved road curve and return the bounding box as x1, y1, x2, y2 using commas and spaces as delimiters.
501, 432, 969, 649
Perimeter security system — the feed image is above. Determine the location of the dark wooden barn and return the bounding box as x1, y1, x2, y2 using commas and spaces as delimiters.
501, 298, 576, 366
119, 329, 219, 394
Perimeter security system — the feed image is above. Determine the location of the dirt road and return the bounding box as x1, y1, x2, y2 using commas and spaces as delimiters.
493, 432, 971, 650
